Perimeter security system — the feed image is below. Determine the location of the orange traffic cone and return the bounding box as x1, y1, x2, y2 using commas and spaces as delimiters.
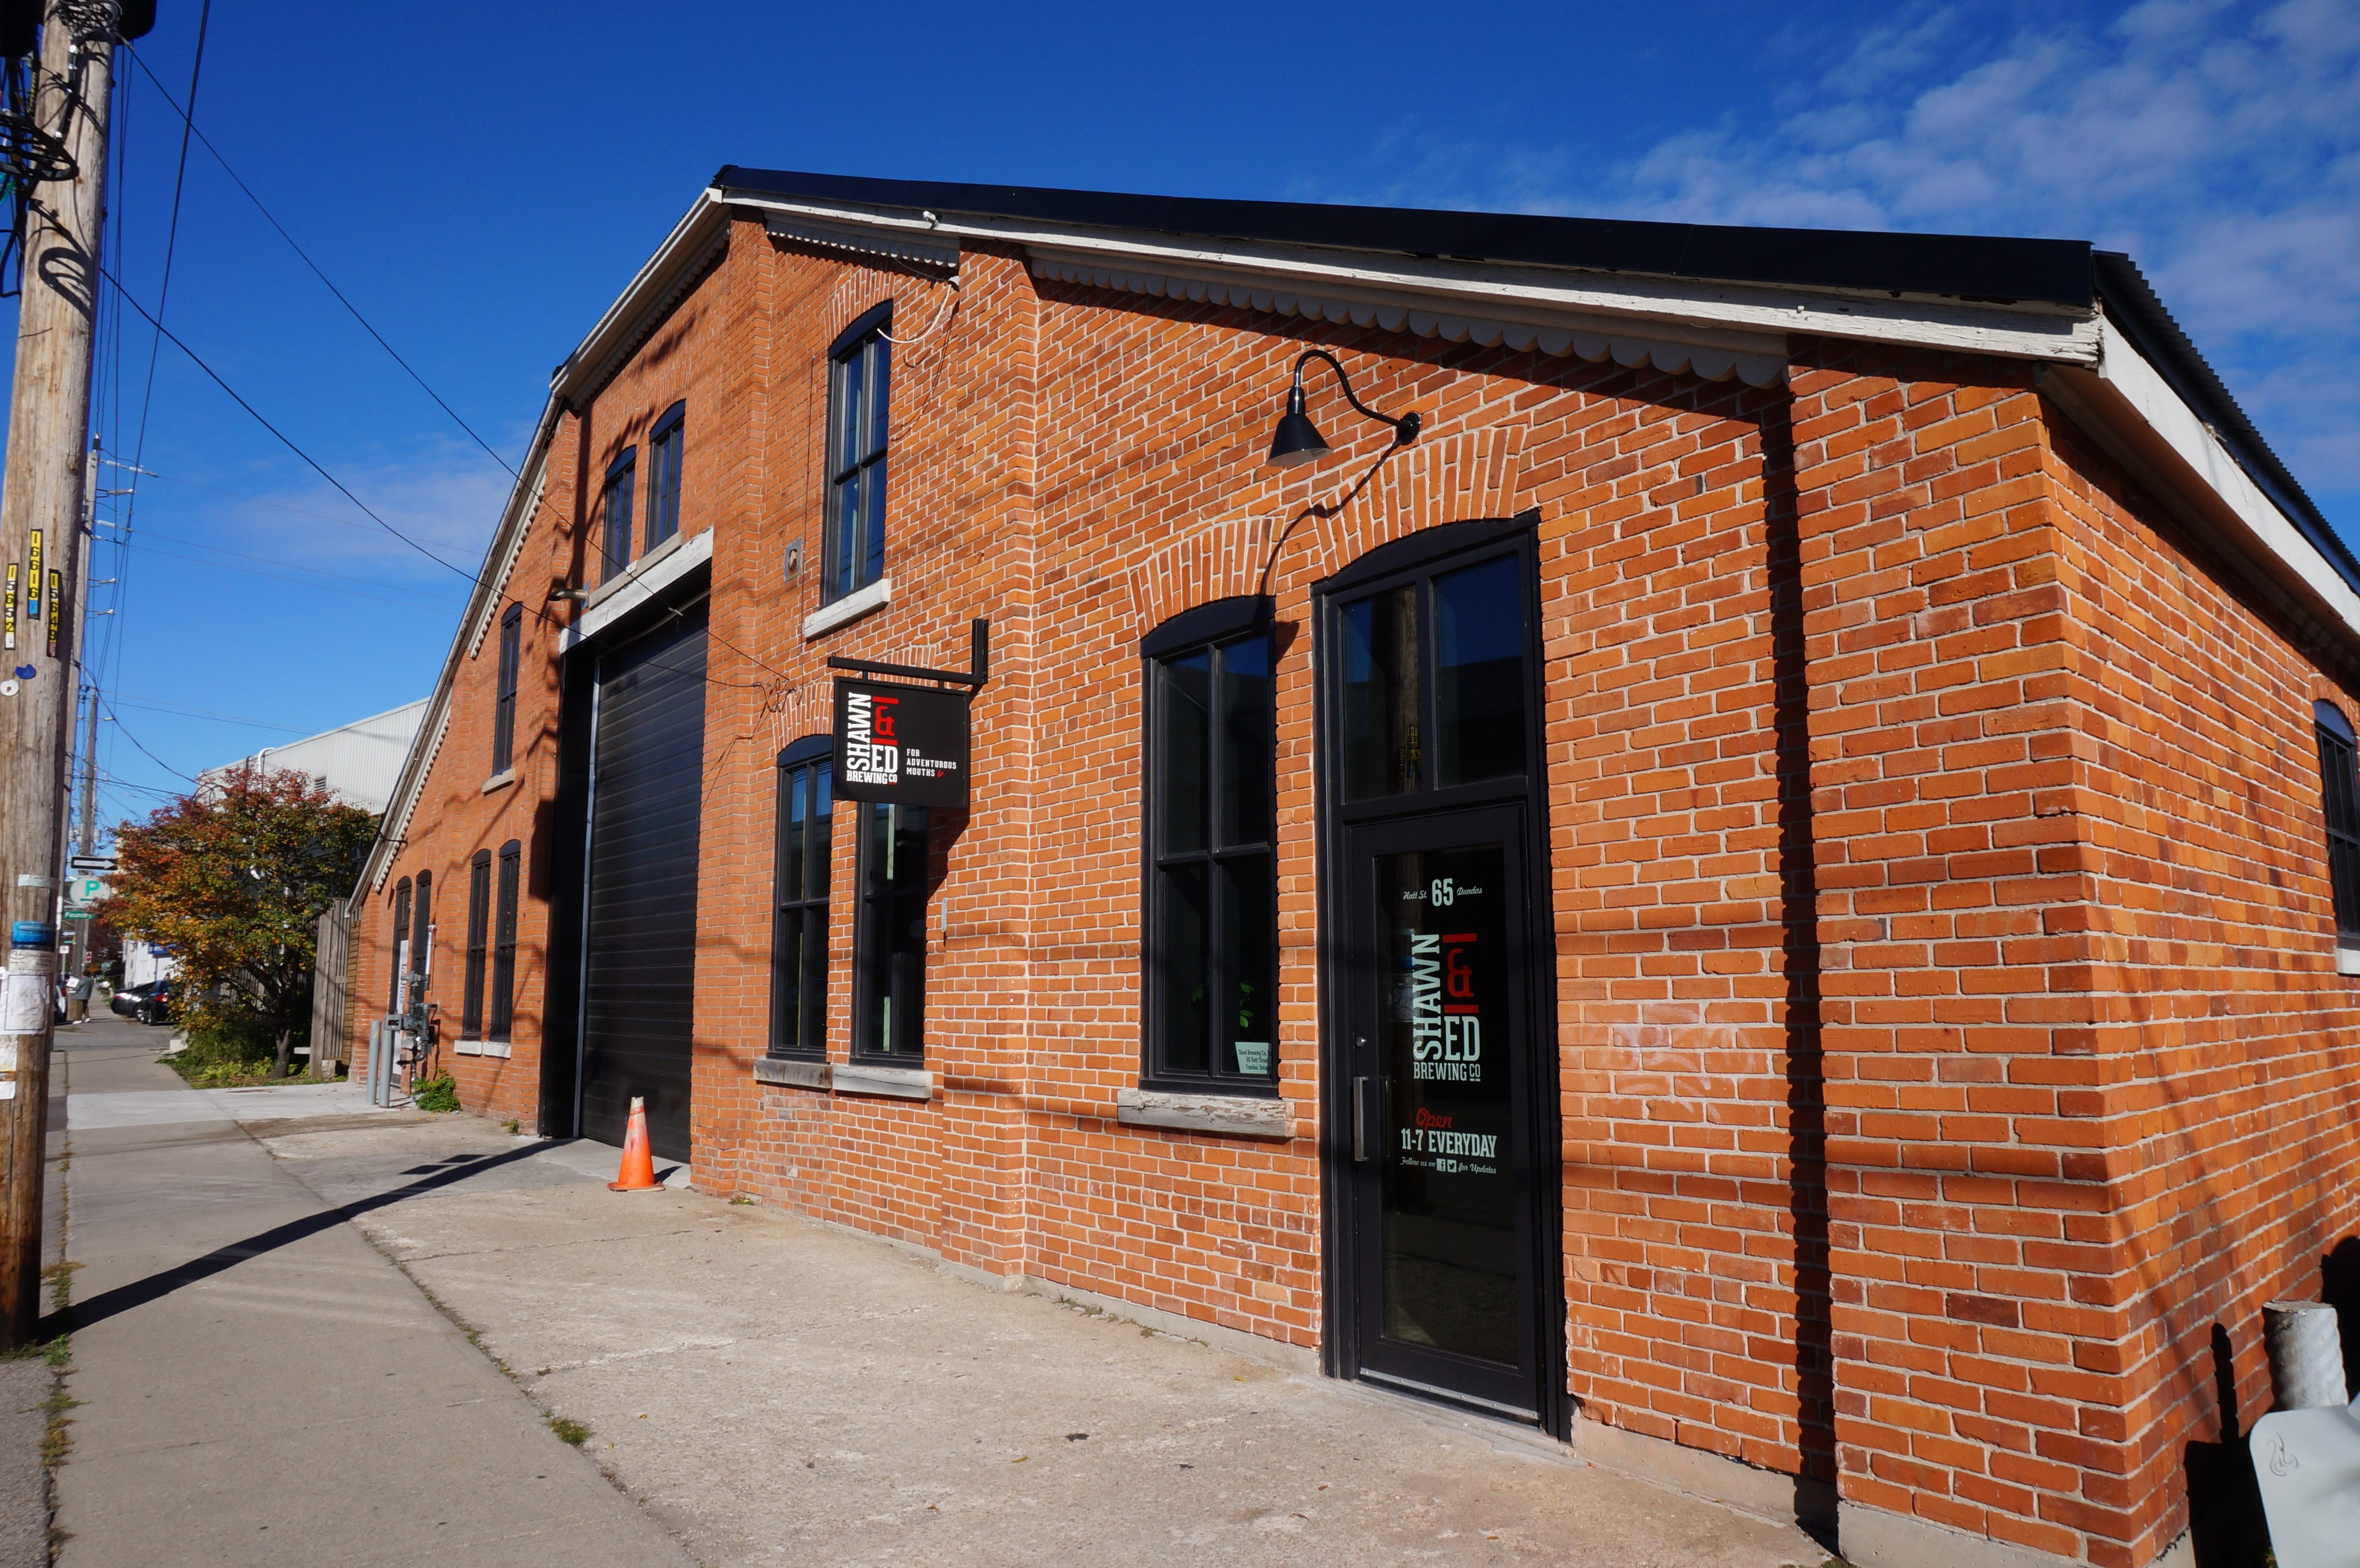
608, 1097, 662, 1191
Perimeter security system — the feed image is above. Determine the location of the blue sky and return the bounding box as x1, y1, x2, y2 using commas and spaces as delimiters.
14, 0, 2355, 837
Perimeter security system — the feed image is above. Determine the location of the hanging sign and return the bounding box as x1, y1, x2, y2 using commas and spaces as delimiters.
832, 678, 971, 808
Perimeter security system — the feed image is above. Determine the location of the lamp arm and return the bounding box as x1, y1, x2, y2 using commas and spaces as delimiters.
1293, 349, 1422, 444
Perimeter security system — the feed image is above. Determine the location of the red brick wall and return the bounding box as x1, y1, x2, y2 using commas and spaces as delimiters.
350, 208, 2360, 1566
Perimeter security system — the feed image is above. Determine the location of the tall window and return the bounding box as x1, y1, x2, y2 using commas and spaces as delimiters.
647, 403, 685, 552
2319, 701, 2360, 949
491, 840, 521, 1041
462, 851, 491, 1036
492, 603, 522, 776
770, 740, 834, 1058
1143, 603, 1278, 1089
410, 870, 434, 1010
389, 877, 412, 1015
824, 305, 892, 602
600, 450, 637, 584
853, 802, 928, 1058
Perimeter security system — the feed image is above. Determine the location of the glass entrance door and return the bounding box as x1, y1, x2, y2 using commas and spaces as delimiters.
1343, 810, 1543, 1415
1317, 520, 1560, 1429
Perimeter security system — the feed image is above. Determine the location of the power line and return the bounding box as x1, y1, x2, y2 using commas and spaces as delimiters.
93, 258, 478, 581
96, 698, 199, 784
111, 538, 468, 612
105, 693, 311, 732
123, 43, 518, 478
105, 523, 469, 604
100, 456, 484, 539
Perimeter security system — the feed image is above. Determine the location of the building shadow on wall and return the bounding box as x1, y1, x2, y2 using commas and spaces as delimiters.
1761, 401, 1839, 1546
2186, 1322, 2271, 1568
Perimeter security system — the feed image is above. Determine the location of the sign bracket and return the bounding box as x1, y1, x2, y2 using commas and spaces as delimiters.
825, 618, 988, 690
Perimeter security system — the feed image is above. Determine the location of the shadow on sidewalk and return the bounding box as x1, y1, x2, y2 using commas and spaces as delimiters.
45, 1140, 554, 1338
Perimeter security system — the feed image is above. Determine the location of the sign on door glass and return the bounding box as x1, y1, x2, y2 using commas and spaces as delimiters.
1375, 843, 1517, 1367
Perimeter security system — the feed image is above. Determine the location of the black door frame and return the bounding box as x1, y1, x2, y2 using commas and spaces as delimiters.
1311, 510, 1568, 1437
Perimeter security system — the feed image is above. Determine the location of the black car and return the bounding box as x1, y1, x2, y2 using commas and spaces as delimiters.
109, 979, 174, 1026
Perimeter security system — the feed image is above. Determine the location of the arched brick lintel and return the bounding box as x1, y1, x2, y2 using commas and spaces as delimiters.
1127, 423, 1528, 635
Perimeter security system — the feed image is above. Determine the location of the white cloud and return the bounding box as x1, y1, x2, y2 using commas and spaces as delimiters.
1594, 0, 2360, 500
1327, 1, 2360, 510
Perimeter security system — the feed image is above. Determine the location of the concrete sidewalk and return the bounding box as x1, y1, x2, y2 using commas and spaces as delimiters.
259, 1111, 1832, 1568
45, 1017, 694, 1568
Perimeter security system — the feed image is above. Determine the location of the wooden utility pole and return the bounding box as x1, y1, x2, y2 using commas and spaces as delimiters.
0, 0, 115, 1350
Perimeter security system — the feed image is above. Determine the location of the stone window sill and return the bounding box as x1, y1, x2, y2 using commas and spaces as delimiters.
481, 770, 516, 795
833, 1062, 931, 1101
753, 1056, 831, 1091
2339, 944, 2360, 977
454, 1039, 512, 1059
1116, 1087, 1292, 1140
803, 576, 891, 639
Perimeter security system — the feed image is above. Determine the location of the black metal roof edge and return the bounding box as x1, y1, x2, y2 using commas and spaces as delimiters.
712, 167, 2096, 309
2091, 253, 2360, 592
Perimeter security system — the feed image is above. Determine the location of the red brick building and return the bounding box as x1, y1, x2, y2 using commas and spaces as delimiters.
349, 170, 2360, 1568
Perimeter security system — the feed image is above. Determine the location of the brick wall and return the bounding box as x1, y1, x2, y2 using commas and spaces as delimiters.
348, 209, 2360, 1566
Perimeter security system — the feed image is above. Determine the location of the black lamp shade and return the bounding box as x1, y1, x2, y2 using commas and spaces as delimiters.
1266, 383, 1331, 468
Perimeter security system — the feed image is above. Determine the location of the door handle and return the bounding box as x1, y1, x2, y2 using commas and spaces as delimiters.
1353, 1075, 1372, 1163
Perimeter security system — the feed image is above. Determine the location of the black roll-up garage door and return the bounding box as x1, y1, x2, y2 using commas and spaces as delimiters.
580, 608, 707, 1160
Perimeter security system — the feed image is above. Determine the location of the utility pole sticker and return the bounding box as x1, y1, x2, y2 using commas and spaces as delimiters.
3, 564, 15, 651
45, 569, 60, 657
25, 530, 39, 623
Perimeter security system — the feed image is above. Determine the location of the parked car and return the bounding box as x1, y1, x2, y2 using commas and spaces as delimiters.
110, 979, 174, 1026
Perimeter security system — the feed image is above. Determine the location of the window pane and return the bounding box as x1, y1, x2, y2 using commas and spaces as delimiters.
1155, 860, 1211, 1075
859, 803, 928, 1056
861, 455, 887, 587
867, 338, 891, 462
1157, 652, 1211, 855
1434, 555, 1528, 787
1340, 586, 1420, 799
1218, 854, 1275, 1079
463, 858, 489, 1036
491, 850, 519, 1041
799, 904, 828, 1055
602, 467, 635, 583
773, 905, 807, 1053
809, 763, 834, 900
1217, 636, 1271, 849
837, 351, 866, 474
830, 468, 862, 599
784, 768, 806, 901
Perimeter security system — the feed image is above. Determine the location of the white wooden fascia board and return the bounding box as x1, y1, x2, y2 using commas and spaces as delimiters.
2087, 317, 2360, 640
372, 700, 451, 894
553, 191, 730, 399
719, 193, 2099, 366
568, 527, 714, 646
464, 469, 545, 660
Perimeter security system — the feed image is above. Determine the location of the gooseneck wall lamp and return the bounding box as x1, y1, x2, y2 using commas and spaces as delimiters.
1265, 349, 1422, 468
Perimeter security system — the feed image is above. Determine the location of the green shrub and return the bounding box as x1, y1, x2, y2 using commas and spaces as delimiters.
163, 1019, 286, 1088
410, 1073, 460, 1113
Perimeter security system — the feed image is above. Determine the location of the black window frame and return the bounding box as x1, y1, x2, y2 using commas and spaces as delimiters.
646, 402, 685, 553
1140, 595, 1281, 1095
599, 448, 637, 585
462, 851, 491, 1037
823, 303, 893, 604
389, 877, 412, 1015
492, 602, 522, 776
769, 736, 835, 1060
850, 798, 930, 1062
491, 840, 521, 1042
2319, 700, 2360, 949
